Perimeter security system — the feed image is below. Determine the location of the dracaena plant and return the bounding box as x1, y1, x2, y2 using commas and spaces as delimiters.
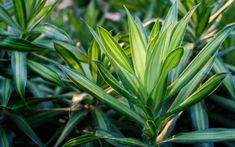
61, 3, 235, 146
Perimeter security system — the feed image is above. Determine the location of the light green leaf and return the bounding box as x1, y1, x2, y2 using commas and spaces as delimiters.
151, 48, 183, 113
88, 41, 101, 82
145, 26, 171, 93
60, 66, 145, 125
28, 60, 63, 85
190, 102, 209, 130
170, 73, 226, 115
11, 51, 27, 99
149, 19, 160, 44
161, 2, 178, 32
54, 42, 86, 74
168, 5, 198, 53
126, 7, 147, 83
28, 1, 57, 30
156, 73, 226, 125
55, 110, 88, 147
168, 24, 234, 98
98, 27, 133, 73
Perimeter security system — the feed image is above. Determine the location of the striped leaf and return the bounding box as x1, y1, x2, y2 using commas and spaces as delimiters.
126, 7, 147, 84
97, 26, 133, 73
11, 51, 27, 99
63, 134, 99, 147
95, 61, 142, 108
55, 110, 88, 147
13, 0, 27, 30
151, 48, 184, 113
28, 60, 63, 85
64, 131, 146, 147
0, 5, 17, 28
190, 102, 209, 130
168, 5, 198, 53
88, 41, 101, 82
159, 129, 235, 144
0, 37, 47, 52
170, 73, 226, 115
0, 78, 12, 107
168, 24, 234, 98
34, 23, 73, 43
156, 73, 226, 125
54, 42, 86, 74
60, 66, 145, 125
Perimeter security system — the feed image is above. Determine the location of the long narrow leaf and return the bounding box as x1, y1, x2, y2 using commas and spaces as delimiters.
11, 51, 27, 99
60, 66, 145, 125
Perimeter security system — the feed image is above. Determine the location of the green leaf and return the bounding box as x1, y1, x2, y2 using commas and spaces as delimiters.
190, 102, 209, 130
64, 131, 146, 147
0, 4, 17, 28
170, 73, 226, 115
11, 51, 27, 99
168, 24, 234, 98
88, 41, 101, 82
169, 56, 215, 110
54, 42, 86, 74
145, 26, 171, 93
213, 58, 235, 98
55, 110, 88, 147
0, 37, 47, 51
60, 66, 145, 125
34, 23, 73, 43
156, 73, 226, 125
98, 27, 133, 73
149, 19, 160, 43
28, 1, 57, 29
150, 48, 184, 113
168, 5, 198, 53
3, 110, 44, 146
63, 134, 99, 147
161, 2, 178, 32
208, 95, 235, 113
93, 108, 111, 131
88, 24, 143, 101
28, 60, 63, 85
0, 78, 12, 107
0, 128, 9, 147
24, 0, 37, 20
159, 128, 235, 144
95, 61, 142, 108
13, 0, 27, 30
126, 7, 147, 83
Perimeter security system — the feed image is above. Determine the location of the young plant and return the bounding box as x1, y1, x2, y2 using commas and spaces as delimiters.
61, 3, 235, 146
